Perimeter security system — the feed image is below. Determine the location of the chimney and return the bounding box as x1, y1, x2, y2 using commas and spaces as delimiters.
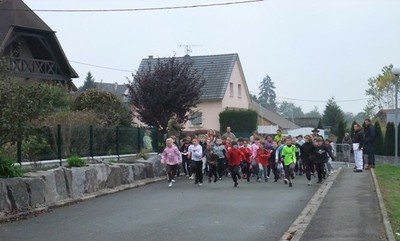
148, 55, 153, 59
114, 82, 118, 91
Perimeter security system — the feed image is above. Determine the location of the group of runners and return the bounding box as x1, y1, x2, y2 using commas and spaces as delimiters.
161, 126, 336, 188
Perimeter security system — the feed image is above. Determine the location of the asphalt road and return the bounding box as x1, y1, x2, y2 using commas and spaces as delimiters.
0, 175, 320, 241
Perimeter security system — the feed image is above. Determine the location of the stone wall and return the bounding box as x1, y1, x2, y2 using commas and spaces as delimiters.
0, 155, 164, 214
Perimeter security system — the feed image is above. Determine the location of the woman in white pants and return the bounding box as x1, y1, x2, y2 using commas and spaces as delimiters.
352, 123, 364, 172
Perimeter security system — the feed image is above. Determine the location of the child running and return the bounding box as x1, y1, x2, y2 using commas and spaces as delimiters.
313, 137, 335, 184
204, 142, 218, 183
256, 141, 271, 182
161, 138, 182, 188
226, 141, 244, 187
239, 140, 252, 182
281, 136, 297, 187
188, 137, 204, 186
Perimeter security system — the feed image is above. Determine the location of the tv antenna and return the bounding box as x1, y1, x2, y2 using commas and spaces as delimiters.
177, 44, 202, 55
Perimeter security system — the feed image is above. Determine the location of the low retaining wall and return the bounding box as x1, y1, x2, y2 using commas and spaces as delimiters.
0, 155, 165, 214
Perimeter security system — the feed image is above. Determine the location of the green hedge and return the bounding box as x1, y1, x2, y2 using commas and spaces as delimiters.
219, 109, 257, 133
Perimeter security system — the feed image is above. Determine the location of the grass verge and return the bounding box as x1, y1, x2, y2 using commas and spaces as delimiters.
374, 164, 400, 241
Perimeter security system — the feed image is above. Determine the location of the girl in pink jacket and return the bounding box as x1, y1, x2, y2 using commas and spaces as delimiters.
161, 138, 182, 187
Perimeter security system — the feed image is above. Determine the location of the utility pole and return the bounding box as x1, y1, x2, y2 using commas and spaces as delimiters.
392, 67, 400, 161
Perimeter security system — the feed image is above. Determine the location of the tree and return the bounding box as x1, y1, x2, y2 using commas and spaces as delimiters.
258, 75, 277, 112
72, 89, 132, 127
337, 119, 346, 144
0, 81, 71, 145
79, 71, 96, 91
374, 121, 384, 155
127, 57, 205, 133
250, 93, 258, 103
304, 106, 322, 118
365, 65, 396, 116
277, 101, 304, 119
385, 122, 395, 156
322, 97, 345, 135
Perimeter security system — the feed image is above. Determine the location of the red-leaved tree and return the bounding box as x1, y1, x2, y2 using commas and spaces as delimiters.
127, 57, 205, 134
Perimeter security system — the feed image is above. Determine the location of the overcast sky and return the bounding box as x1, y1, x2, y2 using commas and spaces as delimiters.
24, 0, 400, 115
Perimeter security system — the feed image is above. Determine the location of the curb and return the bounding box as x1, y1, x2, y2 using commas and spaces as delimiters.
0, 176, 166, 224
371, 168, 396, 241
279, 167, 342, 241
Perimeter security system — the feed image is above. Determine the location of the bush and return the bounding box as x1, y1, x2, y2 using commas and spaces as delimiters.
0, 154, 23, 178
219, 109, 258, 133
67, 156, 86, 167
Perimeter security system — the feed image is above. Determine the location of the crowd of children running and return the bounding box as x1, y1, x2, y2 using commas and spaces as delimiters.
161, 128, 335, 188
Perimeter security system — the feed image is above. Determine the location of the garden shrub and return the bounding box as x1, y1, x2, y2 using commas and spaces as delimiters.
0, 154, 23, 178
67, 156, 86, 167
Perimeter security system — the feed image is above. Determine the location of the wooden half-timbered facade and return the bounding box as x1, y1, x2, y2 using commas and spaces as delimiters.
0, 0, 78, 90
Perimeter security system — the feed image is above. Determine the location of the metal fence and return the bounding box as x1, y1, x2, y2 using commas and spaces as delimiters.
5, 125, 160, 165
333, 143, 353, 167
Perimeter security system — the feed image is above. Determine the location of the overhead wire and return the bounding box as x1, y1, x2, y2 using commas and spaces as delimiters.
69, 60, 134, 73
248, 91, 369, 104
2, 0, 264, 13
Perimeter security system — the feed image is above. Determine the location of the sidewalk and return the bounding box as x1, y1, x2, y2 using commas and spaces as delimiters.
298, 166, 387, 241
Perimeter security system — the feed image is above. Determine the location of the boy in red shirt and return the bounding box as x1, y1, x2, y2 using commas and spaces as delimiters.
256, 141, 271, 182
226, 141, 244, 187
239, 140, 252, 182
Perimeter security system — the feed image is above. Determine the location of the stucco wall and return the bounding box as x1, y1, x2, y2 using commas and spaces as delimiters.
184, 101, 222, 131
222, 60, 250, 109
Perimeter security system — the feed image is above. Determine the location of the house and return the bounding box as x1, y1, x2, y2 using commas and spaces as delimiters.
137, 53, 297, 132
376, 109, 400, 125
0, 0, 78, 90
94, 82, 129, 102
249, 101, 299, 133
291, 117, 322, 128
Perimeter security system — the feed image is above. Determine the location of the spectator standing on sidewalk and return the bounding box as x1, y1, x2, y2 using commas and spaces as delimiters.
167, 113, 184, 147
342, 132, 352, 163
352, 123, 364, 172
222, 126, 236, 141
363, 118, 376, 169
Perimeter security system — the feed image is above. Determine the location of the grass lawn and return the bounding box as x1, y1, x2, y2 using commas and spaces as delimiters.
374, 164, 400, 241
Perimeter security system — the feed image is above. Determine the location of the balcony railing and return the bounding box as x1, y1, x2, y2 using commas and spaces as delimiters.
8, 57, 62, 76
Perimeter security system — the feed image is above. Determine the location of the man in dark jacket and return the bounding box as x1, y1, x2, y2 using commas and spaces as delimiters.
352, 123, 364, 172
363, 118, 376, 169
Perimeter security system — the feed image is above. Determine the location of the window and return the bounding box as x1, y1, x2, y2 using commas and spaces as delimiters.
229, 82, 234, 97
191, 112, 203, 126
238, 84, 242, 98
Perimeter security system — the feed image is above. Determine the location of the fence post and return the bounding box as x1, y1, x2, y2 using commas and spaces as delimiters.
137, 127, 141, 153
17, 139, 22, 165
89, 125, 94, 159
57, 124, 62, 166
116, 126, 120, 161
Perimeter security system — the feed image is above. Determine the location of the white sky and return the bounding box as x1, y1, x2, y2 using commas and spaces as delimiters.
23, 0, 400, 114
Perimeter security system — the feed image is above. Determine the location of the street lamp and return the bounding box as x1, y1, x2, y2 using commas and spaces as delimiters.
392, 67, 400, 160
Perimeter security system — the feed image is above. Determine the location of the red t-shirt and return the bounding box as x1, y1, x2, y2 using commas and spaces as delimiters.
256, 149, 271, 166
226, 148, 244, 166
239, 146, 252, 163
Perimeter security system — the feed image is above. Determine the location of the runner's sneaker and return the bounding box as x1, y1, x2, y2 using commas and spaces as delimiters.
284, 178, 288, 184
171, 179, 175, 183
168, 182, 173, 188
